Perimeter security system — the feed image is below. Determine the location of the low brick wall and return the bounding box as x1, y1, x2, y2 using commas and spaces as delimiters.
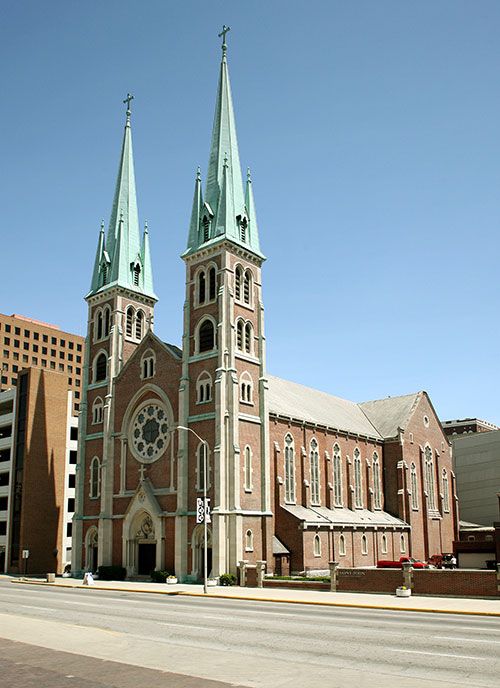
263, 568, 500, 597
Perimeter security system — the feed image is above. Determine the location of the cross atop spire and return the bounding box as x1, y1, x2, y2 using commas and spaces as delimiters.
218, 24, 230, 58
123, 93, 134, 124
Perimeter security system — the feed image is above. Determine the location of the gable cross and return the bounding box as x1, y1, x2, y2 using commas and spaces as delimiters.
218, 25, 230, 55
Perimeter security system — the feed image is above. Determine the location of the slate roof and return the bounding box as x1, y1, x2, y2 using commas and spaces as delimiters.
272, 536, 290, 555
358, 393, 421, 438
164, 342, 182, 359
281, 504, 408, 528
267, 375, 382, 439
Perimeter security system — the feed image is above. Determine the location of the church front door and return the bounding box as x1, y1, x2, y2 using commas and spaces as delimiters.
138, 543, 156, 575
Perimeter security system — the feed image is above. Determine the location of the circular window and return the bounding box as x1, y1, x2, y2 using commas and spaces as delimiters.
130, 402, 170, 463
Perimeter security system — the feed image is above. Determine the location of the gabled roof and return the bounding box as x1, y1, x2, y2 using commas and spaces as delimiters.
359, 392, 422, 439
267, 375, 382, 439
281, 504, 408, 528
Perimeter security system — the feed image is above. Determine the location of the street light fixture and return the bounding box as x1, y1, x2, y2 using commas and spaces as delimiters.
177, 425, 209, 594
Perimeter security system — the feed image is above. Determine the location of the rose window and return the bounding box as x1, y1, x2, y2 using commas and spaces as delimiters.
130, 403, 169, 463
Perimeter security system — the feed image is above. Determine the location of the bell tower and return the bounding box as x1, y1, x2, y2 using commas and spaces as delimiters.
73, 95, 157, 571
177, 28, 272, 579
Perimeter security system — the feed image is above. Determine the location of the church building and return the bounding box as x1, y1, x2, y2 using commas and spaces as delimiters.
73, 32, 458, 580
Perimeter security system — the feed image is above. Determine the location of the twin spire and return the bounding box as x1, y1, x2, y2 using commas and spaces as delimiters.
183, 27, 263, 259
88, 27, 263, 300
87, 94, 156, 300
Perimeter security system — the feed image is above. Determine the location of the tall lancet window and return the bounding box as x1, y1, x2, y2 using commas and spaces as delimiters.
310, 438, 320, 505
354, 448, 362, 508
209, 267, 216, 300
202, 216, 210, 243
424, 446, 436, 510
372, 452, 381, 509
133, 264, 141, 286
333, 443, 342, 506
411, 462, 418, 510
135, 310, 143, 339
442, 469, 450, 512
235, 265, 242, 300
284, 433, 295, 503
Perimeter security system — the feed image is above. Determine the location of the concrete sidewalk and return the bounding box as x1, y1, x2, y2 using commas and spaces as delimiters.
4, 574, 500, 617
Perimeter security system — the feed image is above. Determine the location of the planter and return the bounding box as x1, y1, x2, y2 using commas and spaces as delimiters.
396, 587, 411, 598
166, 577, 178, 585
207, 578, 217, 587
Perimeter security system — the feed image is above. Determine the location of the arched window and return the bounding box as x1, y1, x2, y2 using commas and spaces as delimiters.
235, 265, 242, 300
240, 372, 253, 404
313, 534, 321, 557
102, 263, 108, 286
333, 444, 342, 506
104, 307, 110, 337
96, 311, 103, 340
95, 353, 107, 382
354, 448, 362, 508
372, 452, 381, 509
400, 535, 406, 553
339, 534, 346, 556
410, 462, 418, 510
90, 457, 100, 498
381, 534, 388, 554
197, 442, 209, 490
196, 371, 212, 403
245, 529, 253, 552
126, 307, 134, 337
240, 217, 248, 242
202, 215, 210, 242
133, 264, 141, 286
442, 469, 450, 512
243, 269, 251, 305
209, 267, 216, 300
135, 310, 143, 340
310, 438, 320, 505
198, 319, 215, 353
244, 322, 253, 354
425, 446, 436, 510
198, 270, 206, 305
244, 446, 252, 491
141, 350, 155, 380
236, 319, 244, 350
92, 397, 103, 424
361, 534, 368, 555
284, 433, 295, 503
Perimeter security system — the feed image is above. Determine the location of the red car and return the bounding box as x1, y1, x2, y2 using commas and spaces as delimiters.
377, 556, 429, 569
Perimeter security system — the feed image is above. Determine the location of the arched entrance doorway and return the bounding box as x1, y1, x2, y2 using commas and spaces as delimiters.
191, 524, 212, 581
85, 527, 99, 573
134, 512, 157, 576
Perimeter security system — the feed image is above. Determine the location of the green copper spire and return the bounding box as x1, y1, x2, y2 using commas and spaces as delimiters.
183, 28, 264, 260
186, 167, 204, 249
87, 95, 157, 300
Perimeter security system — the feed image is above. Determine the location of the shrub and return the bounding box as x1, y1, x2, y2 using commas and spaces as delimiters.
97, 565, 126, 581
219, 573, 237, 586
150, 570, 172, 583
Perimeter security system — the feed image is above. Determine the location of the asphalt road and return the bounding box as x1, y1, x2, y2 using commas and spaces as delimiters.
0, 581, 499, 687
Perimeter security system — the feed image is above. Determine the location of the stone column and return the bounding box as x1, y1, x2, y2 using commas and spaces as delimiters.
256, 560, 266, 588
238, 560, 248, 587
329, 561, 339, 592
402, 562, 414, 590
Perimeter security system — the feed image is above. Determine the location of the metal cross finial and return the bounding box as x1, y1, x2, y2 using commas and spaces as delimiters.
123, 93, 134, 122
218, 25, 230, 55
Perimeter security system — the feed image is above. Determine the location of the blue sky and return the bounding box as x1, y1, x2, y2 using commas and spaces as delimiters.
1, 1, 499, 425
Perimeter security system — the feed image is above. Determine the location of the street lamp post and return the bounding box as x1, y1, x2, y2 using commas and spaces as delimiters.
177, 425, 209, 594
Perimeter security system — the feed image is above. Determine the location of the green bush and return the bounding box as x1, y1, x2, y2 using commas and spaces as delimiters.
150, 570, 172, 583
219, 573, 237, 586
97, 565, 126, 581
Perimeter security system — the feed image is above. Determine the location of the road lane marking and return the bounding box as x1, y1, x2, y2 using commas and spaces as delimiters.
435, 636, 500, 644
0, 612, 122, 636
21, 605, 52, 611
392, 648, 486, 660
158, 621, 214, 631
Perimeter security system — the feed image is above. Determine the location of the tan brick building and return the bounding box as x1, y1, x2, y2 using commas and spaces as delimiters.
74, 36, 457, 580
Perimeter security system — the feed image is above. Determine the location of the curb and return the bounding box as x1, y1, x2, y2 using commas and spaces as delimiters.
12, 579, 500, 617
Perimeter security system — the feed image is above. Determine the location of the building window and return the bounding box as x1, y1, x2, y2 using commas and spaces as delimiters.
198, 270, 206, 304
196, 371, 212, 403
410, 462, 418, 509
333, 444, 343, 506
240, 372, 253, 404
96, 310, 103, 340
313, 534, 321, 557
126, 307, 134, 337
133, 264, 141, 286
70, 427, 78, 441
92, 397, 104, 424
244, 322, 253, 354
197, 442, 209, 490
245, 529, 253, 552
90, 457, 100, 498
381, 534, 388, 554
310, 438, 320, 505
284, 433, 295, 503
67, 497, 75, 512
94, 353, 107, 382
361, 534, 368, 555
135, 310, 143, 339
244, 446, 252, 491
372, 452, 381, 509
209, 267, 216, 300
424, 446, 436, 510
339, 534, 346, 556
236, 319, 243, 350
442, 469, 450, 512
198, 319, 215, 353
400, 535, 406, 553
354, 448, 362, 508
235, 265, 242, 300
141, 350, 155, 379
69, 450, 77, 464
68, 474, 76, 488
243, 269, 252, 305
